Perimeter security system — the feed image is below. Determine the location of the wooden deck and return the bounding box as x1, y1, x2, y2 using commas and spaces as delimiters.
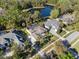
46, 3, 56, 7
22, 7, 44, 12
22, 3, 56, 12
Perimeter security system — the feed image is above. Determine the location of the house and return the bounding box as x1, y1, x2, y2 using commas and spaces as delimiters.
59, 13, 75, 25
65, 31, 79, 43
0, 32, 26, 58
27, 24, 47, 47
12, 29, 27, 42
0, 37, 7, 49
44, 19, 61, 32
0, 32, 25, 49
29, 24, 47, 39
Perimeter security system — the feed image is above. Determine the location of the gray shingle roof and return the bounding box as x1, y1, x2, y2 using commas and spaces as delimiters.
0, 33, 23, 45
60, 13, 75, 24
65, 31, 79, 43
44, 19, 60, 32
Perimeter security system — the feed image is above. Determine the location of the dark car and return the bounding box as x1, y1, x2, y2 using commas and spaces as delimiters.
68, 48, 78, 57
62, 40, 71, 48
77, 56, 79, 59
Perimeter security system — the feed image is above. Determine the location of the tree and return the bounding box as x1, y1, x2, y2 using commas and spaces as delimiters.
59, 51, 76, 59
0, 49, 4, 58
57, 0, 72, 14
47, 0, 59, 4
34, 55, 41, 59
31, 11, 40, 23
49, 8, 59, 19
17, 0, 33, 10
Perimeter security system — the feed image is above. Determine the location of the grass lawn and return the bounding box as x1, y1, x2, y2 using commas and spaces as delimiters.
64, 31, 75, 38
72, 41, 79, 53
73, 21, 79, 31
65, 21, 79, 31
38, 35, 58, 54
43, 39, 60, 53
59, 30, 66, 36
65, 25, 75, 31
71, 37, 79, 45
50, 36, 58, 42
40, 36, 58, 52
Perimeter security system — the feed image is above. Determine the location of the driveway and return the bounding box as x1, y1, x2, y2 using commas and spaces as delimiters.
29, 39, 60, 59
49, 29, 65, 40
29, 30, 79, 59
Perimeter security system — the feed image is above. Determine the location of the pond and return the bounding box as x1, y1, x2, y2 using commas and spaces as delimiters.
29, 6, 53, 17
40, 6, 52, 17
